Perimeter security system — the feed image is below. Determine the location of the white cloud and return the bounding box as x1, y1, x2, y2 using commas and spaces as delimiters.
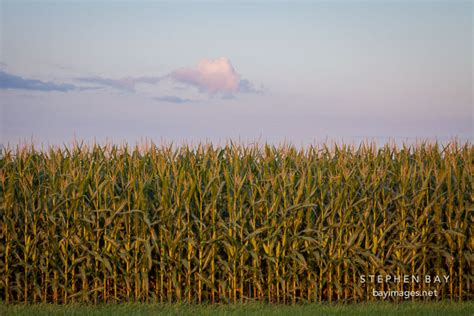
72, 57, 261, 99
170, 57, 258, 95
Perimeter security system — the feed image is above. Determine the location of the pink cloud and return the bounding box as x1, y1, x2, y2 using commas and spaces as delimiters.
73, 57, 261, 98
170, 57, 251, 94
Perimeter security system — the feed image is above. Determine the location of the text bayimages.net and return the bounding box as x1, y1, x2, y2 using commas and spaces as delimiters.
360, 274, 450, 299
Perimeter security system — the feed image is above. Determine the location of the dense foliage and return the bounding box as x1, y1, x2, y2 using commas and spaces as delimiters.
1, 142, 472, 303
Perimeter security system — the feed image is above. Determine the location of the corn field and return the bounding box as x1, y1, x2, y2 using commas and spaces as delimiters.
0, 141, 472, 304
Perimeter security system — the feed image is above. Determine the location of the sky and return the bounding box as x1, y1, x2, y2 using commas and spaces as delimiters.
0, 0, 472, 147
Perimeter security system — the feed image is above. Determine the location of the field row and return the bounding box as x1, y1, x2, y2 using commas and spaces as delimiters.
1, 142, 472, 303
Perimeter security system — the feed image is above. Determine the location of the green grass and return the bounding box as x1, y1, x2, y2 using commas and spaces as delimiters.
1, 301, 473, 316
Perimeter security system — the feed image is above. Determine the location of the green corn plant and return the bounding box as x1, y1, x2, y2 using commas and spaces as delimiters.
0, 141, 472, 304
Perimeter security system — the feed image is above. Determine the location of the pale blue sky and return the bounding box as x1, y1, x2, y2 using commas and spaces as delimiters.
1, 1, 472, 146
